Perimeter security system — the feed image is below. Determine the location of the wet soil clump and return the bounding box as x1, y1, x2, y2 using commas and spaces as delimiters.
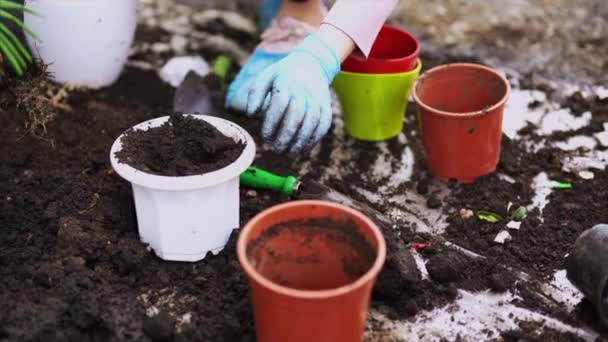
116, 112, 245, 176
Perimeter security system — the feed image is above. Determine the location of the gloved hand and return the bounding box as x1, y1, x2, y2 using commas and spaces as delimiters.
226, 16, 317, 115
245, 33, 340, 155
225, 49, 288, 114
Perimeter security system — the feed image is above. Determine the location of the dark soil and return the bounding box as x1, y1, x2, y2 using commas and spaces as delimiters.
444, 154, 608, 278
499, 320, 587, 342
419, 244, 517, 294
1, 36, 607, 342
0, 66, 276, 342
115, 112, 246, 176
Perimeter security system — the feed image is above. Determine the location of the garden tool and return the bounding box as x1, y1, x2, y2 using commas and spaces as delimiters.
173, 55, 232, 114
240, 166, 421, 287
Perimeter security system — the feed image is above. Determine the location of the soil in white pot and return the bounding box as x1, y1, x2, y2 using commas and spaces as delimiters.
115, 113, 246, 176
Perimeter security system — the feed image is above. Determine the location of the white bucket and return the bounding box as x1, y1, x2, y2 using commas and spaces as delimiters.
110, 115, 256, 262
24, 0, 138, 88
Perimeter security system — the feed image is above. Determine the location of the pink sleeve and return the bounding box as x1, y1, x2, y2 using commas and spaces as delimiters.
322, 0, 399, 58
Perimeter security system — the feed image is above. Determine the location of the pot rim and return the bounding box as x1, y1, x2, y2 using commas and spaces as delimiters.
343, 25, 420, 65
338, 59, 422, 78
109, 115, 256, 191
412, 63, 511, 119
237, 200, 387, 300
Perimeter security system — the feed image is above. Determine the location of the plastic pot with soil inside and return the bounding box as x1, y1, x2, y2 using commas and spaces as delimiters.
110, 113, 255, 262
237, 200, 386, 342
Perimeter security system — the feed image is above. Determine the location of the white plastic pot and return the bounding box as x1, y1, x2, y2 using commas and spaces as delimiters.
24, 0, 138, 88
110, 115, 256, 262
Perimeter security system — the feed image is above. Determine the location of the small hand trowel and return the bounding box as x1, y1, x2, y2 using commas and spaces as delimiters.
173, 55, 232, 114
240, 166, 421, 286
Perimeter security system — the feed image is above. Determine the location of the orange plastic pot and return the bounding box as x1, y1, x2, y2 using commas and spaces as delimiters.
237, 200, 387, 342
412, 63, 510, 183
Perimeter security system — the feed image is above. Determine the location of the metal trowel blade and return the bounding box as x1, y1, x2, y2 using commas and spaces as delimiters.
173, 70, 216, 115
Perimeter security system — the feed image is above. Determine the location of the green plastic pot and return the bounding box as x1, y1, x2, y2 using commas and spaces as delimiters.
332, 59, 422, 141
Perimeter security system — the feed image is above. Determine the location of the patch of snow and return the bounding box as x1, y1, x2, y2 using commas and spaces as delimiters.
528, 172, 554, 215
595, 123, 608, 147
507, 221, 522, 230
411, 249, 430, 280
541, 270, 583, 312
371, 291, 598, 341
562, 150, 608, 173
537, 111, 592, 136
502, 89, 546, 140
554, 135, 597, 151
494, 230, 512, 244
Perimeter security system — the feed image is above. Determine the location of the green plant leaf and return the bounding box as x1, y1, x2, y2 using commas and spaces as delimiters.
510, 206, 527, 221
476, 211, 504, 223
0, 1, 39, 75
0, 8, 40, 41
0, 27, 25, 67
0, 30, 22, 75
552, 182, 572, 189
0, 0, 39, 17
0, 23, 31, 63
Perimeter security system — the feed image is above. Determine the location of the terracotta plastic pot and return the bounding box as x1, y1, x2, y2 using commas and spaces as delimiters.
566, 224, 608, 328
110, 115, 256, 262
342, 25, 420, 74
333, 59, 422, 141
412, 63, 510, 183
237, 200, 386, 342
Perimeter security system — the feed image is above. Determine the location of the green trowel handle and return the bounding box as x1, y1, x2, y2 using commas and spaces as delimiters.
210, 55, 232, 80
240, 167, 300, 196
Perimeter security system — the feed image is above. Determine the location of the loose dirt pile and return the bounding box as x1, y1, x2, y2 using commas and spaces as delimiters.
116, 112, 245, 176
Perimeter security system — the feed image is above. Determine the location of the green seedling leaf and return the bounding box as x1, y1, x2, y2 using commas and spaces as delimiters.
0, 27, 25, 66
0, 1, 39, 75
0, 0, 39, 16
476, 211, 504, 223
552, 181, 572, 189
0, 23, 32, 63
0, 29, 23, 75
0, 8, 40, 41
510, 206, 527, 221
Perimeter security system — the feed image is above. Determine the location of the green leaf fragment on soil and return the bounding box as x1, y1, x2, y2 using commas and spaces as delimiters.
552, 182, 572, 189
476, 211, 504, 223
510, 206, 527, 221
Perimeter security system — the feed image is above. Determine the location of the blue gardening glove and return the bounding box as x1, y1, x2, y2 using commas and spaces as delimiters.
245, 33, 340, 155
225, 49, 288, 113
258, 0, 282, 30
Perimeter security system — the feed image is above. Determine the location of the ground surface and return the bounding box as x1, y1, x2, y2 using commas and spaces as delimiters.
1, 0, 608, 341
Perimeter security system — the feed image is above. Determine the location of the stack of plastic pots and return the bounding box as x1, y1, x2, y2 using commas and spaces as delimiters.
412, 63, 511, 183
333, 25, 421, 141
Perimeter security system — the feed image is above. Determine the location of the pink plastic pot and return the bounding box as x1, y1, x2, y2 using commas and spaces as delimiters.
342, 25, 420, 74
